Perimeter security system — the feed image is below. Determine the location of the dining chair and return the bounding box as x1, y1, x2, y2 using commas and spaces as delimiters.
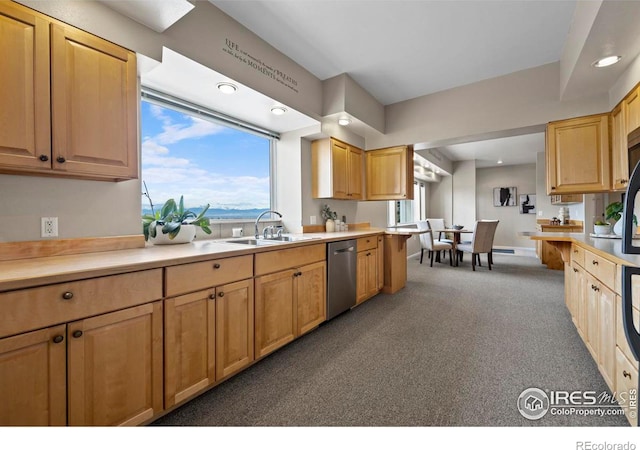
417, 220, 453, 267
456, 220, 499, 271
425, 217, 453, 262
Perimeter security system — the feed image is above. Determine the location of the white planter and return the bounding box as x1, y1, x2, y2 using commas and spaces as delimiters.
325, 219, 335, 232
149, 224, 196, 245
593, 224, 611, 235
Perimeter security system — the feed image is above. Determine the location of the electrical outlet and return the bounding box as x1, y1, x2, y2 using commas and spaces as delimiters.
538, 211, 543, 217
41, 217, 58, 237
310, 215, 317, 225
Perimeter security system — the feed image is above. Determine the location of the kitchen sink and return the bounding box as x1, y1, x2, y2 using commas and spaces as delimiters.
223, 235, 320, 245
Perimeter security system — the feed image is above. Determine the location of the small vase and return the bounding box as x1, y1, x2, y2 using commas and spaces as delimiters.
613, 220, 623, 236
593, 224, 611, 236
325, 219, 335, 232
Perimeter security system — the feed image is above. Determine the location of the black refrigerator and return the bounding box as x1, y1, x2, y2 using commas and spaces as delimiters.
620, 136, 640, 399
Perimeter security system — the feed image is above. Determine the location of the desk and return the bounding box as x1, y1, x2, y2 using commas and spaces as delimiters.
433, 229, 473, 266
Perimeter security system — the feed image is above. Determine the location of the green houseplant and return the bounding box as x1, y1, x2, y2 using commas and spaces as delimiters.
142, 196, 212, 243
605, 201, 637, 236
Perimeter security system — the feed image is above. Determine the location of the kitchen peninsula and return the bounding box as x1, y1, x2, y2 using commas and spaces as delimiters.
0, 227, 421, 426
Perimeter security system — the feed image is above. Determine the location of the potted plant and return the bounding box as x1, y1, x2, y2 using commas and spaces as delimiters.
321, 204, 337, 232
142, 196, 212, 244
606, 201, 637, 235
593, 220, 611, 236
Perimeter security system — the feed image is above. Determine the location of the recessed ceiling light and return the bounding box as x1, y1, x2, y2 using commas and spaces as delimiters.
497, 160, 503, 164
270, 106, 287, 115
593, 55, 622, 68
217, 82, 237, 94
338, 117, 351, 126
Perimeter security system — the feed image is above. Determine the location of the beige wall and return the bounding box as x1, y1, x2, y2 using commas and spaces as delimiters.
476, 164, 537, 249
452, 161, 477, 228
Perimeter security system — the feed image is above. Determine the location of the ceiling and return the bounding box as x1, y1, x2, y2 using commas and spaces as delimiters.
105, 0, 640, 170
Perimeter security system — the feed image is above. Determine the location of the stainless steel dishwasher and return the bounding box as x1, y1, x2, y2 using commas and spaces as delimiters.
326, 239, 357, 320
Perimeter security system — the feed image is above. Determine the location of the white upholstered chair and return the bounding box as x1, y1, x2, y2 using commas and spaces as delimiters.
417, 220, 453, 267
456, 220, 499, 271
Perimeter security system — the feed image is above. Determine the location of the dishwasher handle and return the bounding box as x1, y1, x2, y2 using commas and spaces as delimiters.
333, 246, 355, 254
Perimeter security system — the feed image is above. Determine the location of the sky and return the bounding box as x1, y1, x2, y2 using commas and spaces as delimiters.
140, 101, 271, 211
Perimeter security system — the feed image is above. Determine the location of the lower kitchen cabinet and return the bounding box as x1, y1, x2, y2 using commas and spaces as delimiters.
584, 273, 600, 361
164, 279, 254, 407
356, 236, 383, 304
255, 260, 326, 359
596, 283, 616, 390
215, 279, 254, 380
67, 302, 163, 426
0, 325, 67, 426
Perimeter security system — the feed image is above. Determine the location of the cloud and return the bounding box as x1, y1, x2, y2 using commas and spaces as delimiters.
155, 116, 225, 145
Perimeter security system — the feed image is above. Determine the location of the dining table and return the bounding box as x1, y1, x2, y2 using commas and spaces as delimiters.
433, 228, 474, 266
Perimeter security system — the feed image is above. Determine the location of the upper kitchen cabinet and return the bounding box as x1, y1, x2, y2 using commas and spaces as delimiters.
0, 2, 138, 181
546, 113, 610, 195
366, 145, 414, 200
625, 84, 640, 135
611, 103, 629, 191
312, 138, 364, 199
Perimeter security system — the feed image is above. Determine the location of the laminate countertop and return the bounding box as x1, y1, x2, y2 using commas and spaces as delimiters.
0, 229, 385, 293
522, 231, 640, 267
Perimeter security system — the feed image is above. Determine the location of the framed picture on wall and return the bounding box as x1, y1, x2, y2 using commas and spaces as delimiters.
520, 194, 536, 214
493, 187, 516, 206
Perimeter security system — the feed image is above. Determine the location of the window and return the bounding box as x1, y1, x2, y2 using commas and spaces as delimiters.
388, 181, 426, 226
140, 95, 275, 220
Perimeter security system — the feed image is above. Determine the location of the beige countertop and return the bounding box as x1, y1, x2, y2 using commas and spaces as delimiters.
0, 229, 385, 293
522, 230, 640, 267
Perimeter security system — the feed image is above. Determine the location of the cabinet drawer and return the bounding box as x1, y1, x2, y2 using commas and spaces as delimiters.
357, 236, 378, 251
571, 244, 585, 268
616, 296, 640, 365
0, 269, 162, 339
255, 243, 325, 276
615, 347, 639, 426
165, 255, 253, 297
585, 250, 615, 289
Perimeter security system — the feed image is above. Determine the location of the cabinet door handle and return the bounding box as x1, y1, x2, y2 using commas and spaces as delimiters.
592, 260, 598, 265
72, 330, 83, 339
56, 156, 66, 163
218, 292, 224, 297
62, 291, 74, 300
39, 154, 49, 162
209, 293, 216, 300
551, 186, 556, 190
623, 370, 632, 379
52, 335, 64, 344
573, 268, 578, 273
213, 263, 221, 269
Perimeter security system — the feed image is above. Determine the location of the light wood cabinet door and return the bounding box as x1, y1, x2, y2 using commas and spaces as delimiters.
546, 114, 610, 194
357, 249, 378, 304
50, 23, 137, 180
0, 2, 51, 171
348, 145, 364, 199
625, 86, 640, 135
255, 269, 296, 358
216, 279, 254, 380
366, 145, 414, 200
164, 290, 215, 408
296, 261, 326, 336
377, 236, 384, 291
611, 103, 629, 191
67, 302, 163, 426
584, 274, 600, 360
597, 283, 616, 391
331, 139, 349, 199
0, 325, 66, 426
573, 264, 586, 337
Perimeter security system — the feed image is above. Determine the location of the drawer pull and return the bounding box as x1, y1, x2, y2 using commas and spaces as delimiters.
218, 292, 225, 298
62, 291, 74, 300
213, 263, 221, 269
623, 370, 632, 379
72, 330, 83, 339
52, 335, 64, 344
56, 156, 66, 163
209, 293, 216, 300
573, 268, 578, 273
592, 260, 598, 265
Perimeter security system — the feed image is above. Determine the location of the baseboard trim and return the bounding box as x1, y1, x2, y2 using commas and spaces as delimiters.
0, 235, 145, 261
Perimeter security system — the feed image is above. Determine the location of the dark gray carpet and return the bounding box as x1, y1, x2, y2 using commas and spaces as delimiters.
152, 254, 629, 426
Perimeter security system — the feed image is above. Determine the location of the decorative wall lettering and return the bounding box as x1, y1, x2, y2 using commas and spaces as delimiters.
223, 38, 299, 93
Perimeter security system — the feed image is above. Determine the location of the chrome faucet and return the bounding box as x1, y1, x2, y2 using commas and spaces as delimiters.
255, 210, 282, 239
